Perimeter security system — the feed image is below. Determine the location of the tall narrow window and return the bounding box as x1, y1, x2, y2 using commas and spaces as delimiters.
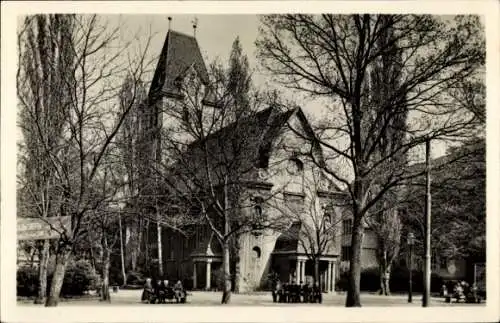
341, 246, 351, 261
342, 219, 353, 235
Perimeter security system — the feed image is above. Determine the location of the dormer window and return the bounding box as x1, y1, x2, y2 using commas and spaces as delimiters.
251, 196, 265, 234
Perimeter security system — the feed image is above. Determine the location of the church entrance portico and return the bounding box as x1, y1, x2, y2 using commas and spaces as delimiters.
271, 253, 338, 293
192, 256, 222, 290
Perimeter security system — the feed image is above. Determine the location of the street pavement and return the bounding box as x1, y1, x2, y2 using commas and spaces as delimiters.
18, 289, 484, 307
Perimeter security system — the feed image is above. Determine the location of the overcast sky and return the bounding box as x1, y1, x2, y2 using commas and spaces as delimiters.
112, 14, 270, 90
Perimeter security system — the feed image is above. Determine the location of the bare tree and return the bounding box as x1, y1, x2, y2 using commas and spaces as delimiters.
400, 137, 485, 267
277, 168, 344, 288
17, 14, 76, 304
17, 14, 155, 306
366, 204, 402, 295
115, 76, 148, 273
257, 14, 484, 306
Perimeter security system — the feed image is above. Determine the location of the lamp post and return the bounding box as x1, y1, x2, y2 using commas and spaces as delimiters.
407, 232, 415, 303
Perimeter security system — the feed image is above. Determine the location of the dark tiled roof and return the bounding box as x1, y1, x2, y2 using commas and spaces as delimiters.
149, 30, 210, 100
274, 221, 301, 252
186, 106, 295, 157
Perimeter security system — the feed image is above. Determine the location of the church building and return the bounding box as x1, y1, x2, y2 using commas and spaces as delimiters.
137, 26, 379, 293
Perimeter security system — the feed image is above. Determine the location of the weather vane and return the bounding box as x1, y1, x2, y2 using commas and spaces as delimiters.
192, 17, 198, 37
168, 16, 172, 30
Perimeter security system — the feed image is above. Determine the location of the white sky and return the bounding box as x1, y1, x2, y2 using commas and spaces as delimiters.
111, 14, 269, 89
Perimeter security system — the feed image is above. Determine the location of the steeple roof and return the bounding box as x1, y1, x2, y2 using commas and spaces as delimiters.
148, 30, 213, 103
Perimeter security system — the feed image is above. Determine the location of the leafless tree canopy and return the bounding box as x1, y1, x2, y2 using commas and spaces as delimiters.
17, 14, 155, 306
257, 14, 485, 306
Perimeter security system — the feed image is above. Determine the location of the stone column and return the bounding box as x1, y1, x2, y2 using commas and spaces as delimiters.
326, 261, 332, 293
295, 261, 300, 284
193, 262, 197, 289
205, 259, 212, 290
330, 262, 336, 292
300, 259, 306, 283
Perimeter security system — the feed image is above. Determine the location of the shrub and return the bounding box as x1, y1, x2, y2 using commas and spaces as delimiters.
17, 265, 39, 297
60, 259, 100, 296
126, 271, 144, 286
335, 271, 349, 291
334, 268, 381, 292
214, 267, 226, 291
389, 266, 445, 293
360, 267, 380, 292
17, 259, 100, 297
108, 265, 123, 286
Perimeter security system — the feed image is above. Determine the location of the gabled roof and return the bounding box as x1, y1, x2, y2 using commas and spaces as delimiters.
148, 30, 212, 102
165, 106, 322, 192
185, 106, 318, 167
273, 221, 338, 256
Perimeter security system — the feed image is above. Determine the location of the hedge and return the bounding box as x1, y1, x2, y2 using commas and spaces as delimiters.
335, 266, 445, 293
17, 259, 100, 297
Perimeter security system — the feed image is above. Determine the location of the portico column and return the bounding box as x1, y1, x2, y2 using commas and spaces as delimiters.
205, 259, 212, 290
300, 259, 306, 283
330, 262, 336, 292
193, 262, 197, 289
295, 261, 300, 283
326, 261, 332, 293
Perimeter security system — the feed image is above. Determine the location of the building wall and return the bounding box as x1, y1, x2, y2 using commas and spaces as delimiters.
238, 229, 282, 291
153, 111, 384, 290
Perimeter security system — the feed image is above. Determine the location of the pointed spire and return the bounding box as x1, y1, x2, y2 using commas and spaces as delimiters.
168, 16, 172, 30
192, 17, 198, 38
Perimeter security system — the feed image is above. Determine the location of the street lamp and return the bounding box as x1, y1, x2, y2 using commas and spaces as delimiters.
407, 232, 415, 303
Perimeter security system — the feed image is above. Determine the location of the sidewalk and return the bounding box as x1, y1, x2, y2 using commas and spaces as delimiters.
18, 289, 482, 307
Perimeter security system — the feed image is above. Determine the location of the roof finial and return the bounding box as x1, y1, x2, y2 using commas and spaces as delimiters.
168, 16, 172, 30
192, 17, 198, 38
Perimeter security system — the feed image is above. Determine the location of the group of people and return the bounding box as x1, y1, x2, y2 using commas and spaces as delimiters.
141, 278, 186, 304
272, 281, 323, 304
442, 281, 482, 303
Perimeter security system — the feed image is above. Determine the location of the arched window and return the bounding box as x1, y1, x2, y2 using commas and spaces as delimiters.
324, 213, 332, 225
252, 196, 264, 220
254, 205, 263, 219
286, 157, 304, 175
252, 246, 261, 259
251, 196, 265, 235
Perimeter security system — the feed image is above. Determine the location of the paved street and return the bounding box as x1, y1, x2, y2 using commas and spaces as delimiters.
18, 290, 484, 307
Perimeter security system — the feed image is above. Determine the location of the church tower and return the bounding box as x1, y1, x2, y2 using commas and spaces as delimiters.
137, 20, 217, 277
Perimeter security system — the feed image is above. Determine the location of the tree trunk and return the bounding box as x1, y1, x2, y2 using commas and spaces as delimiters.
156, 211, 163, 278
345, 217, 363, 307
118, 212, 127, 287
232, 235, 241, 293
379, 264, 392, 296
221, 240, 232, 304
129, 218, 143, 272
100, 236, 111, 302
145, 219, 150, 273
87, 225, 97, 271
34, 239, 50, 304
314, 258, 320, 287
45, 245, 71, 307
